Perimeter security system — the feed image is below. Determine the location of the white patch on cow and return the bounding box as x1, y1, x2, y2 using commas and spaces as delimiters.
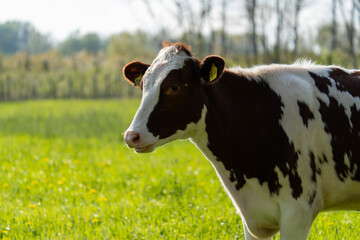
126, 46, 192, 145
344, 153, 351, 169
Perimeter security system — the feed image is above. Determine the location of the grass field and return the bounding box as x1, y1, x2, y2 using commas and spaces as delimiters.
0, 99, 359, 239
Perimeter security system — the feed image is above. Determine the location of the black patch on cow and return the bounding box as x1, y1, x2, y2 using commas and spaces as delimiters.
309, 151, 317, 183
298, 101, 314, 127
308, 190, 317, 205
329, 68, 360, 97
319, 153, 328, 164
309, 151, 321, 183
309, 71, 331, 94
205, 71, 303, 198
318, 96, 360, 182
229, 170, 236, 182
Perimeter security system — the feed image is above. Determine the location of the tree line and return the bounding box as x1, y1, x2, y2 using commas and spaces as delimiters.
1, 0, 360, 101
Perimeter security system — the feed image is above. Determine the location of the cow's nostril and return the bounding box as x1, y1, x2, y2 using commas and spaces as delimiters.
125, 131, 143, 147
133, 134, 140, 143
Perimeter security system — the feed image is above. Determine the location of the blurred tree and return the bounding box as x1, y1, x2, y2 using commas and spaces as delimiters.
274, 0, 284, 63
292, 0, 304, 59
258, 1, 271, 63
27, 31, 52, 55
246, 0, 258, 64
220, 0, 228, 56
0, 21, 51, 55
338, 0, 357, 68
58, 31, 83, 55
58, 32, 103, 56
331, 0, 337, 51
0, 21, 21, 54
106, 31, 154, 60
317, 24, 337, 50
82, 33, 102, 54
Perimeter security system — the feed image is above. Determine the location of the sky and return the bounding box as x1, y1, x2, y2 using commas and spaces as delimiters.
0, 0, 170, 41
0, 0, 334, 43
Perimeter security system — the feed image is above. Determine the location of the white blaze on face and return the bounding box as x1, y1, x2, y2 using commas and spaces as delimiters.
126, 46, 192, 146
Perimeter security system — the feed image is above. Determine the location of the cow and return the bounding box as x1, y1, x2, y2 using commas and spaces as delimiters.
123, 42, 360, 240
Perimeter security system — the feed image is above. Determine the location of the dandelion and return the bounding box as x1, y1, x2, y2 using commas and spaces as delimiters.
29, 204, 36, 209
25, 222, 31, 226
58, 177, 66, 185
90, 189, 96, 194
99, 197, 107, 202
31, 180, 38, 186
179, 234, 185, 237
3, 183, 8, 188
92, 218, 99, 223
217, 216, 225, 221
1, 230, 8, 234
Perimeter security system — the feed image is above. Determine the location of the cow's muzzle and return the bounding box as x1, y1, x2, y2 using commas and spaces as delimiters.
124, 130, 156, 153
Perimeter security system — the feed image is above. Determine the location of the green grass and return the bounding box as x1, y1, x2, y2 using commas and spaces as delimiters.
0, 99, 359, 239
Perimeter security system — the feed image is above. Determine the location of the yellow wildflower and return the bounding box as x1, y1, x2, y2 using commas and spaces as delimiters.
58, 177, 66, 185
3, 183, 8, 188
92, 218, 99, 223
217, 216, 225, 221
90, 189, 96, 194
99, 197, 107, 202
29, 204, 36, 209
25, 222, 31, 226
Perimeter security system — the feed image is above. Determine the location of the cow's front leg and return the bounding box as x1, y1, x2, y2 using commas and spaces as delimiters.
279, 205, 316, 240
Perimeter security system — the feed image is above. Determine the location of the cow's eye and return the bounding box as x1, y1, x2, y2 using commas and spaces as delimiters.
170, 85, 179, 92
165, 84, 180, 95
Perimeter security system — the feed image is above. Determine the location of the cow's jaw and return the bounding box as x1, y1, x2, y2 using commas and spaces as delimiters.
125, 46, 192, 152
134, 142, 156, 153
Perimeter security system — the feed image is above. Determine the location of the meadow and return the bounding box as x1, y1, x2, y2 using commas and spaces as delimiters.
0, 99, 359, 239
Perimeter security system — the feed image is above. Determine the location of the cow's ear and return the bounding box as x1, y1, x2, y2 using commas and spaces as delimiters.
199, 55, 225, 83
123, 61, 150, 87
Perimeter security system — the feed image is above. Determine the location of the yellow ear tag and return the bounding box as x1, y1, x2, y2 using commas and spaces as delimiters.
209, 63, 217, 82
134, 73, 143, 86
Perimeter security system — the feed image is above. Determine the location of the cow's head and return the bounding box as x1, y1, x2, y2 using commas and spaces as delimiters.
123, 42, 225, 153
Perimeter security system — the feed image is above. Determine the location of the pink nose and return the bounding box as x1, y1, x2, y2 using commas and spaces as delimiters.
124, 131, 143, 148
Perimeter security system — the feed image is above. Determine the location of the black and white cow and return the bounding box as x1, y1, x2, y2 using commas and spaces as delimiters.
123, 42, 360, 240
